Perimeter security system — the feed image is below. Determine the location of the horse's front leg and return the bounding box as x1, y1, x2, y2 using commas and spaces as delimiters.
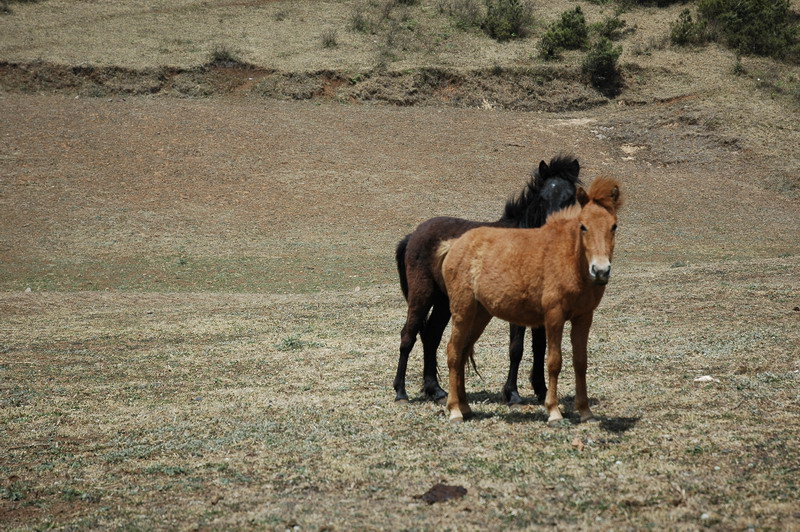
529, 326, 548, 402
571, 313, 596, 422
544, 318, 565, 425
446, 330, 470, 423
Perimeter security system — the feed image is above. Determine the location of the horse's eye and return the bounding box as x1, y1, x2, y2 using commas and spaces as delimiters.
580, 224, 587, 233
611, 224, 618, 232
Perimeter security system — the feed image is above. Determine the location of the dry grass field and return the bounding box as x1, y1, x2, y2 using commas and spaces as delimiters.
1, 0, 799, 530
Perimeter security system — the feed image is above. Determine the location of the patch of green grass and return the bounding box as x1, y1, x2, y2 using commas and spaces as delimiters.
275, 335, 324, 351
144, 464, 189, 476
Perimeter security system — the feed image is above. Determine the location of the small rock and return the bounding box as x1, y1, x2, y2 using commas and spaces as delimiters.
24, 287, 32, 293
693, 375, 720, 383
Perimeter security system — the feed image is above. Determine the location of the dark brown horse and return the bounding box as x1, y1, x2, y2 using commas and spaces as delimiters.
439, 177, 623, 424
394, 155, 581, 404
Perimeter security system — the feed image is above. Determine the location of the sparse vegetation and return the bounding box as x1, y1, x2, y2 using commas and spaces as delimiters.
438, 0, 484, 29
349, 9, 372, 33
670, 8, 708, 46
321, 28, 338, 48
207, 44, 244, 67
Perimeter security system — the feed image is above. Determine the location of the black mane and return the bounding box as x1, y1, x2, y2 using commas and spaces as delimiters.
500, 154, 582, 228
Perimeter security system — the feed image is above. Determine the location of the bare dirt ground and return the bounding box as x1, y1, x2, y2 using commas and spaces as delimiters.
1, 1, 799, 530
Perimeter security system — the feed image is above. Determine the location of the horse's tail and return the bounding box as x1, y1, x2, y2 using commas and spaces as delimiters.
434, 239, 453, 277
395, 235, 411, 300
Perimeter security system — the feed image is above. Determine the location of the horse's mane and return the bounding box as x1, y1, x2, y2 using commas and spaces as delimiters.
500, 154, 582, 227
546, 203, 581, 223
587, 176, 623, 212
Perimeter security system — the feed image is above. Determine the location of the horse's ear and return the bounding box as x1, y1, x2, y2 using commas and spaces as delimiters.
538, 160, 549, 177
569, 158, 580, 177
609, 185, 622, 210
577, 187, 589, 207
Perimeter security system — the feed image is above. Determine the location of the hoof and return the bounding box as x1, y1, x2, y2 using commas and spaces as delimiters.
547, 411, 565, 427
547, 418, 568, 428
426, 388, 448, 404
394, 392, 409, 403
449, 416, 464, 424
581, 415, 599, 424
506, 390, 523, 407
395, 398, 409, 404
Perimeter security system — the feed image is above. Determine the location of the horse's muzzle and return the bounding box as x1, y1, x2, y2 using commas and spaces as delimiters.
590, 263, 611, 285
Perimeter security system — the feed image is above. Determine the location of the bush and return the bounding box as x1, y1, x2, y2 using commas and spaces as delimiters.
582, 37, 623, 96
593, 13, 627, 41
697, 0, 800, 62
670, 8, 708, 46
321, 29, 338, 48
539, 7, 590, 59
481, 0, 534, 41
208, 45, 245, 67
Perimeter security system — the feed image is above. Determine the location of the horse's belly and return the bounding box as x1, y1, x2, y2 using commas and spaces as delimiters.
479, 294, 544, 328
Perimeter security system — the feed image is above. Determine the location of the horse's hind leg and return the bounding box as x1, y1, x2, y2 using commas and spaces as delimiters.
394, 299, 431, 402
503, 324, 525, 406
421, 296, 450, 404
529, 326, 548, 402
447, 307, 491, 423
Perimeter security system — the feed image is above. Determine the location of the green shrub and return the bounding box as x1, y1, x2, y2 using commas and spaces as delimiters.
593, 13, 627, 41
697, 0, 800, 62
582, 37, 623, 96
670, 9, 708, 46
539, 7, 590, 59
481, 0, 534, 41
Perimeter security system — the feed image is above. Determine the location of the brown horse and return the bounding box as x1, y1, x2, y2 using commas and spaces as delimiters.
438, 177, 623, 424
393, 156, 581, 405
